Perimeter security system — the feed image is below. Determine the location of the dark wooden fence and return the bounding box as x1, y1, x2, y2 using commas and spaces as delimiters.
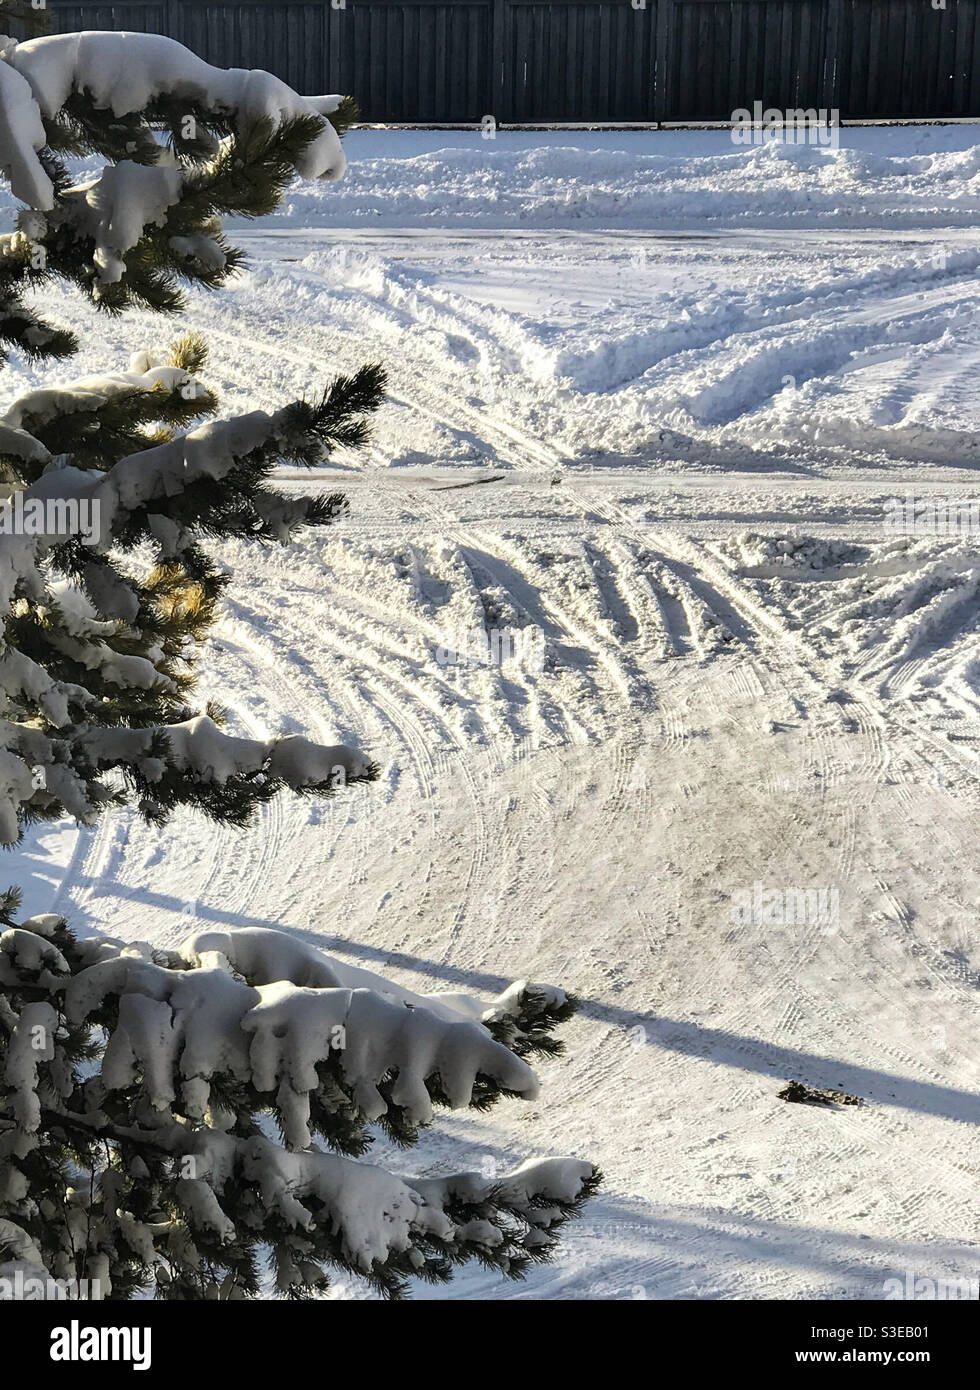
47, 0, 980, 122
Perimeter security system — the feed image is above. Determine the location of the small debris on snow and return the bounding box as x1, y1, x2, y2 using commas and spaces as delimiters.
778, 1081, 864, 1108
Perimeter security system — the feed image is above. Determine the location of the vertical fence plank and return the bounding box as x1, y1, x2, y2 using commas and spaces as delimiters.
824, 0, 841, 109
655, 0, 670, 121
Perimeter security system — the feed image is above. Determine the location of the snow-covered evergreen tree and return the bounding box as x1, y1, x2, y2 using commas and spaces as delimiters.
0, 12, 597, 1297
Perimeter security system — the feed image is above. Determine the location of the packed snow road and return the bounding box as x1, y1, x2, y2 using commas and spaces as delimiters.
6, 130, 980, 1299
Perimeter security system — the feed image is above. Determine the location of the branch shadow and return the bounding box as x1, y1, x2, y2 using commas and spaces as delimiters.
414, 1192, 980, 1300
54, 871, 980, 1127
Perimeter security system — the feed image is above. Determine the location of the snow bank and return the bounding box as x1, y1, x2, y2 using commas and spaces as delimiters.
230, 133, 980, 232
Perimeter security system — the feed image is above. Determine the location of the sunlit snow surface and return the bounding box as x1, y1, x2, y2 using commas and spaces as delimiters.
4, 127, 980, 1299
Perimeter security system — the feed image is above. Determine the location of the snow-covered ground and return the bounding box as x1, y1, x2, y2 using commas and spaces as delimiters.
5, 128, 980, 1299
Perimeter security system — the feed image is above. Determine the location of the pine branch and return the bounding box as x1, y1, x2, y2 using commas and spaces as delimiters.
326, 96, 359, 139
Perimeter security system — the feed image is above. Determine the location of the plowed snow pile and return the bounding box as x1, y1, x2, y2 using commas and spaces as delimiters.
5, 128, 980, 1300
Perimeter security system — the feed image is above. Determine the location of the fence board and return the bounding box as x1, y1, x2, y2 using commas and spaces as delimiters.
42, 0, 980, 122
